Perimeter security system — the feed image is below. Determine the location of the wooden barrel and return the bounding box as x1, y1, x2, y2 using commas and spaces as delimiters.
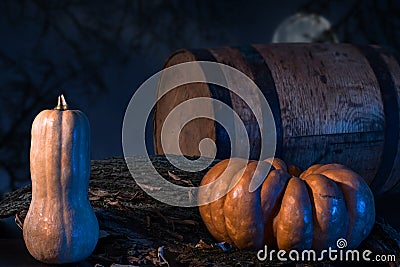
153, 43, 400, 195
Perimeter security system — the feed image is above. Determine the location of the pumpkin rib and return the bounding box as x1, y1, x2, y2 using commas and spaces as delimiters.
260, 168, 291, 247
302, 174, 349, 250
299, 164, 323, 179
263, 157, 287, 171
223, 161, 270, 249
313, 163, 350, 174
198, 159, 230, 242
74, 111, 90, 199
274, 177, 314, 251
317, 169, 375, 249
209, 159, 247, 243
53, 111, 66, 263
219, 165, 249, 246
62, 111, 72, 261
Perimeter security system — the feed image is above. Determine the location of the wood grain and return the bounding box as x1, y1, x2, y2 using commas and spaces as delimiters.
255, 43, 384, 136
154, 50, 215, 157
154, 44, 400, 195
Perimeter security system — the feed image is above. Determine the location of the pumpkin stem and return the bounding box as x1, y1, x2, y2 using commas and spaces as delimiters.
54, 94, 68, 110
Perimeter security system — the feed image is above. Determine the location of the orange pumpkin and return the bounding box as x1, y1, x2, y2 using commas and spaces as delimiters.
198, 158, 375, 251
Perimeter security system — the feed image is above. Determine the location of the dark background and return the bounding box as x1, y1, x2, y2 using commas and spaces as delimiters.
0, 0, 399, 221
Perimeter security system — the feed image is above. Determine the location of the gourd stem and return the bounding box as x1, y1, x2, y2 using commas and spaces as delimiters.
54, 94, 68, 110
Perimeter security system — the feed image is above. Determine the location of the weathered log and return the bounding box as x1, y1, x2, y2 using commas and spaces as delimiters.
0, 155, 399, 266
